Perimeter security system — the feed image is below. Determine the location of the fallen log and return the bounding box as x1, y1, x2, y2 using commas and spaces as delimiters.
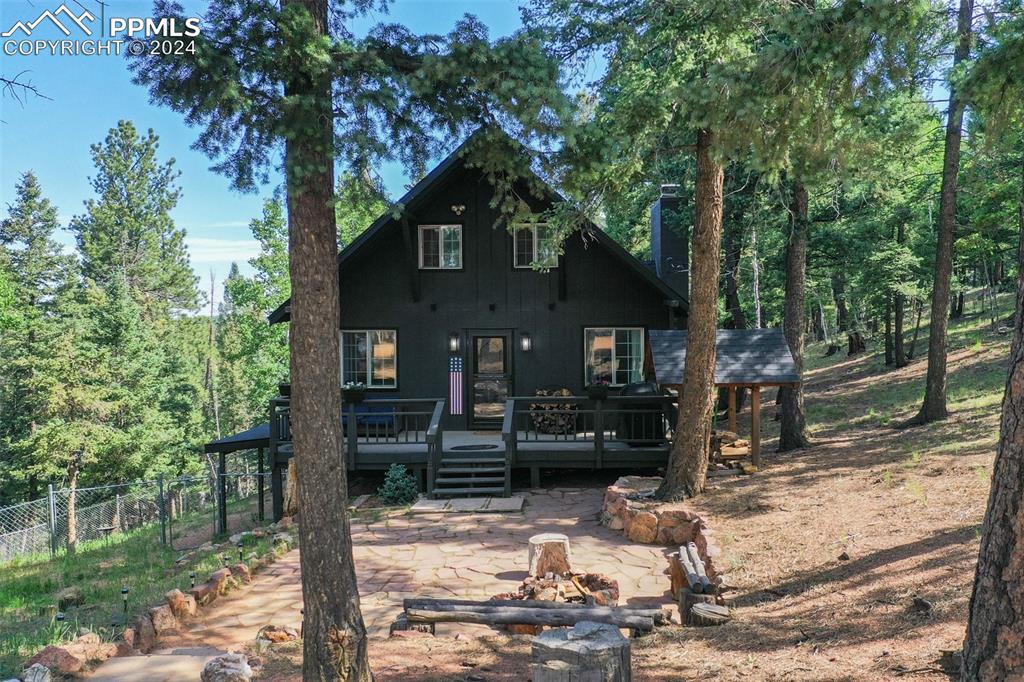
685, 543, 714, 594
404, 598, 669, 625
676, 550, 704, 594
406, 607, 656, 631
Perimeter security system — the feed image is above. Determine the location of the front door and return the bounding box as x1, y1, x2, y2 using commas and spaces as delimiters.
469, 333, 512, 429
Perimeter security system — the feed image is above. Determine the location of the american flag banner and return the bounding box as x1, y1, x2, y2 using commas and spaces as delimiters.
449, 356, 464, 415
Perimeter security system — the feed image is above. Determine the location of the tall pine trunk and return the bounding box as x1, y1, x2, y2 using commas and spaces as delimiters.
961, 223, 1024, 680
895, 223, 907, 367
779, 182, 811, 451
658, 129, 723, 500
723, 215, 746, 330
911, 0, 973, 425
66, 460, 78, 555
751, 224, 762, 328
832, 272, 849, 332
283, 0, 371, 677
884, 295, 894, 366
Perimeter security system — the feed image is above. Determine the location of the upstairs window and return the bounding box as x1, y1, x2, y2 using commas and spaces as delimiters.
584, 327, 643, 386
341, 330, 397, 387
419, 224, 462, 269
513, 223, 559, 269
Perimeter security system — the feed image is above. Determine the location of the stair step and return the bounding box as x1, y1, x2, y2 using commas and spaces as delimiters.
440, 457, 505, 465
434, 476, 506, 485
437, 467, 506, 475
433, 487, 506, 496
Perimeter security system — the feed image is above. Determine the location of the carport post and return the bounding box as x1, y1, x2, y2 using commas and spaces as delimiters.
727, 387, 737, 433
750, 386, 761, 468
257, 447, 265, 522
217, 451, 228, 535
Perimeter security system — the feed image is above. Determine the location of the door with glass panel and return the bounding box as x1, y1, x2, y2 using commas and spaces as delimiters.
469, 333, 512, 429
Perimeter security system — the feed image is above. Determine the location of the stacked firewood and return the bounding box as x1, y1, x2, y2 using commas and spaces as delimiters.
711, 430, 750, 462
530, 387, 577, 435
668, 542, 730, 626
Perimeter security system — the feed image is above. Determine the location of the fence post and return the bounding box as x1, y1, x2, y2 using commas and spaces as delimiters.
157, 474, 167, 545
46, 483, 58, 557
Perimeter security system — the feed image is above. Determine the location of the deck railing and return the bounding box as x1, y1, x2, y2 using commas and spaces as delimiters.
501, 395, 678, 468
269, 396, 446, 472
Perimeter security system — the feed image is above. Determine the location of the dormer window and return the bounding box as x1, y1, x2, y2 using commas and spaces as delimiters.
419, 224, 462, 269
513, 223, 558, 269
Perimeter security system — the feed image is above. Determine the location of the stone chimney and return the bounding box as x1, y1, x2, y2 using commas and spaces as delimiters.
650, 184, 688, 298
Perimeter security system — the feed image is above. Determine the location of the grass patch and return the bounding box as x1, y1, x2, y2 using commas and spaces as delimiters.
0, 498, 274, 677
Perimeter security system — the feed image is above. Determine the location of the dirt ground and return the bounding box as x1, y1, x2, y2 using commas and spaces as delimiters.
241, 334, 1005, 681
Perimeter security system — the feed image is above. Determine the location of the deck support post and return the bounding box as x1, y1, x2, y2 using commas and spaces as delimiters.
271, 461, 284, 522
530, 466, 541, 489
217, 451, 228, 535
727, 387, 737, 433
346, 404, 358, 470
750, 386, 761, 468
256, 447, 265, 522
594, 399, 605, 469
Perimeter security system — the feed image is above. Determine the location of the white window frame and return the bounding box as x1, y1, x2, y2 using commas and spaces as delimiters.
340, 329, 398, 388
513, 223, 559, 269
583, 327, 644, 387
418, 224, 462, 270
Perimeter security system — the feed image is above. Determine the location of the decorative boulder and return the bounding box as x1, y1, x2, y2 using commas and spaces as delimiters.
134, 613, 158, 653
231, 563, 252, 584
149, 604, 178, 636
165, 588, 198, 619
209, 568, 234, 595
256, 624, 299, 644
25, 647, 82, 675
201, 653, 253, 682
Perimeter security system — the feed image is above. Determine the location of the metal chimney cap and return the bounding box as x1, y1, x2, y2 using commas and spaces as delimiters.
660, 184, 680, 197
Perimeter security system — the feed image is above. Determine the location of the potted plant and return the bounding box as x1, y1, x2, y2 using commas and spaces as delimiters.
586, 379, 610, 401
343, 381, 366, 404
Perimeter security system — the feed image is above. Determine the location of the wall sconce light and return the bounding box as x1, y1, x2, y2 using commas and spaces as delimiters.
520, 333, 532, 352
449, 332, 460, 353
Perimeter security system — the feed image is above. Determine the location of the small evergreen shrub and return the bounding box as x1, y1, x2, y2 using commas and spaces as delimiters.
377, 463, 419, 505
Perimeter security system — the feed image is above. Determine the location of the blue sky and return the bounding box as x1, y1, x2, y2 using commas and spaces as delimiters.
0, 0, 528, 305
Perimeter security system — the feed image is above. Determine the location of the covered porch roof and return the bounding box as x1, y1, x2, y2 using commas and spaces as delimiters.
648, 328, 800, 387
204, 423, 270, 454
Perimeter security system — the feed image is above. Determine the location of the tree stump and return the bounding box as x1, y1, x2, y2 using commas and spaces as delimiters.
688, 602, 730, 626
529, 533, 572, 577
679, 589, 717, 626
532, 621, 631, 682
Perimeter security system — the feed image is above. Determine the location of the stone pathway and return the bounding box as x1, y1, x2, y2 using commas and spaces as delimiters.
409, 495, 524, 513
87, 488, 674, 677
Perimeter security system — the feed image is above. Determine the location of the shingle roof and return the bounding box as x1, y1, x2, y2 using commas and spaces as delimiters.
204, 423, 269, 453
648, 328, 800, 386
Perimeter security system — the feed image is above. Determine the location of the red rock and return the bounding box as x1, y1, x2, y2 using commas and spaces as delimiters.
624, 510, 658, 544
230, 563, 252, 584
27, 645, 83, 674
121, 626, 136, 649
256, 624, 299, 643
114, 639, 134, 657
134, 613, 157, 653
166, 588, 198, 619
210, 568, 234, 595
191, 582, 218, 606
149, 604, 178, 636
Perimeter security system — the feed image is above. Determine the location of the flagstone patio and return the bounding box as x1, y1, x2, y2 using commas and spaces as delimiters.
89, 487, 675, 679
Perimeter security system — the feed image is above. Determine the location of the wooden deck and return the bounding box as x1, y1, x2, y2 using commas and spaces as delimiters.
266, 395, 679, 514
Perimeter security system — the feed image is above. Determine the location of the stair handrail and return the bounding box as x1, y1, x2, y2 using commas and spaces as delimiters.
425, 398, 446, 499
501, 398, 517, 497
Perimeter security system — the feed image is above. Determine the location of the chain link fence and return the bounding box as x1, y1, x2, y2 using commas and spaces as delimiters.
0, 451, 272, 564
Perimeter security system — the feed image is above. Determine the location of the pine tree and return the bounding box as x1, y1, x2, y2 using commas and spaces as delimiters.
0, 172, 76, 502
131, 1, 566, 674
336, 171, 389, 249
70, 120, 198, 314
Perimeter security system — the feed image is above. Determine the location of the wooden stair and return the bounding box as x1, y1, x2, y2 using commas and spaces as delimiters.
432, 455, 508, 498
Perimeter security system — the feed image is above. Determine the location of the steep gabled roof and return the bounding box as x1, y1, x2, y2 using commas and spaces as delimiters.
268, 130, 687, 324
